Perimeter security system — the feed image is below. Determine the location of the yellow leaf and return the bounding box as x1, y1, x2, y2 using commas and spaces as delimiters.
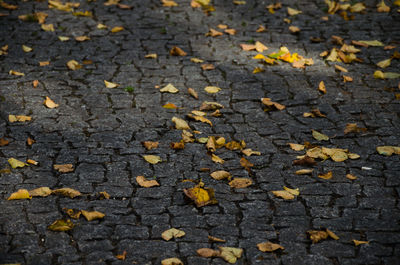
287, 7, 302, 16
187, 114, 212, 126
171, 116, 190, 130
161, 0, 178, 7
229, 178, 253, 188
187, 87, 199, 99
183, 184, 217, 207
346, 174, 357, 180
353, 240, 369, 246
252, 53, 266, 60
283, 186, 300, 196
334, 65, 348, 72
48, 219, 74, 232
261, 98, 285, 110
350, 3, 366, 12
29, 187, 52, 197
75, 35, 90, 42
161, 228, 185, 241
58, 36, 70, 41
206, 28, 223, 37
253, 67, 264, 74
211, 153, 224, 164
170, 46, 187, 56
199, 101, 224, 111
136, 175, 160, 187
104, 0, 119, 6
318, 171, 333, 180
8, 158, 27, 168
8, 115, 31, 122
81, 210, 105, 221
358, 40, 384, 47
104, 80, 119, 88
215, 137, 226, 148
255, 41, 268, 52
73, 11, 92, 17
326, 229, 339, 240
48, 0, 75, 11
143, 155, 162, 164
225, 141, 245, 150
289, 143, 305, 151
257, 241, 284, 252
63, 208, 82, 219
348, 153, 360, 159
242, 148, 261, 156
41, 23, 54, 32
308, 230, 328, 243
233, 0, 246, 5
318, 81, 326, 94
8, 189, 31, 200
160, 83, 179, 93
204, 86, 221, 93
210, 170, 232, 180
111, 26, 124, 33
43, 96, 59, 108
116, 251, 127, 260
312, 130, 329, 141
191, 110, 206, 116
161, 258, 183, 265
289, 26, 300, 33
54, 164, 74, 173
330, 150, 348, 162
224, 28, 236, 35
98, 191, 110, 199
272, 190, 295, 200
218, 247, 243, 264
295, 169, 313, 175
97, 23, 108, 29
145, 53, 157, 59
377, 146, 400, 156
142, 141, 159, 150
66, 60, 81, 70
9, 70, 25, 76
22, 45, 32, 52
191, 57, 204, 63
163, 103, 178, 109
52, 188, 81, 198
39, 61, 50, 66
377, 58, 392, 68
377, 0, 390, 12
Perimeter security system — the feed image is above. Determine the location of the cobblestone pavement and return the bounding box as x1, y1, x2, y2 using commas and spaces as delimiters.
1, 0, 400, 264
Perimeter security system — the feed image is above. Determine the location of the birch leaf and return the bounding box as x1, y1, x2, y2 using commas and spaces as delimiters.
210, 170, 232, 180
283, 186, 300, 196
183, 184, 217, 207
161, 228, 185, 241
143, 155, 162, 164
8, 158, 27, 168
81, 210, 105, 221
160, 83, 179, 93
8, 189, 31, 200
44, 96, 59, 108
218, 247, 243, 264
29, 187, 52, 197
172, 116, 190, 130
318, 171, 333, 180
48, 219, 74, 232
229, 178, 253, 188
204, 86, 221, 94
257, 241, 284, 252
312, 130, 329, 141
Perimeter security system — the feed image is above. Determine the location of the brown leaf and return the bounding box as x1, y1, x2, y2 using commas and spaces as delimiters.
346, 174, 357, 180
318, 171, 333, 180
116, 251, 127, 260
228, 178, 253, 188
161, 228, 185, 241
318, 81, 326, 94
206, 136, 216, 152
257, 241, 284, 252
0, 138, 9, 146
210, 170, 232, 180
240, 43, 256, 51
335, 65, 348, 72
187, 87, 198, 99
81, 210, 105, 221
136, 175, 160, 188
29, 187, 52, 197
331, 35, 344, 45
197, 248, 220, 257
240, 157, 253, 172
52, 188, 81, 198
54, 164, 74, 173
326, 229, 339, 240
353, 239, 369, 246
201, 64, 215, 70
242, 148, 261, 156
225, 140, 245, 150
170, 46, 187, 56
344, 123, 367, 134
261, 98, 285, 110
98, 191, 110, 199
308, 230, 328, 243
256, 25, 266, 32
161, 0, 178, 7
48, 219, 74, 232
208, 235, 226, 242
0, 1, 18, 10
211, 154, 224, 164
272, 190, 295, 200
170, 141, 185, 150
63, 208, 82, 219
161, 258, 183, 265
199, 101, 224, 111
172, 117, 190, 130
293, 156, 317, 166
142, 141, 159, 150
33, 80, 39, 88
206, 28, 223, 37
224, 28, 236, 35
44, 96, 59, 109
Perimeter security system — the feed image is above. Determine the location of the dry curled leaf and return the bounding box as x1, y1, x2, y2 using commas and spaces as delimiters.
293, 156, 317, 166
54, 164, 74, 173
224, 28, 236, 35
136, 175, 160, 187
201, 64, 215, 70
116, 251, 127, 260
289, 143, 305, 151
29, 187, 52, 197
184, 183, 217, 207
257, 241, 284, 252
376, 146, 400, 156
81, 210, 105, 221
170, 46, 187, 56
52, 188, 81, 198
172, 116, 190, 130
308, 230, 328, 243
142, 141, 159, 150
261, 98, 285, 110
63, 208, 82, 219
326, 229, 339, 240
170, 141, 185, 149
344, 123, 367, 134
272, 190, 295, 200
44, 96, 59, 109
229, 178, 253, 188
142, 155, 162, 164
240, 157, 253, 172
160, 83, 179, 93
318, 81, 326, 94
145, 53, 157, 59
208, 235, 226, 242
98, 191, 110, 199
211, 153, 224, 164
67, 60, 81, 70
335, 64, 348, 72
8, 189, 31, 200
48, 219, 74, 232
225, 140, 245, 150
283, 186, 299, 196
8, 158, 27, 169
206, 28, 223, 37
9, 70, 24, 76
33, 80, 39, 87
295, 169, 313, 175
26, 159, 38, 166
187, 87, 198, 99
161, 258, 183, 265
287, 7, 302, 16
289, 26, 300, 33
0, 138, 9, 146
353, 239, 369, 246
318, 171, 333, 180
104, 80, 119, 88
200, 101, 224, 111
346, 174, 357, 180
111, 26, 124, 33
8, 115, 31, 122
187, 114, 212, 126
242, 148, 261, 156
256, 25, 266, 32
197, 248, 220, 257
162, 228, 185, 241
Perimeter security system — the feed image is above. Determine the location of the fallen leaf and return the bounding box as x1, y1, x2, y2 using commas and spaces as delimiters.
39, 61, 50, 66
289, 143, 305, 151
211, 154, 224, 164
201, 64, 215, 70
142, 141, 159, 150
197, 248, 220, 257
163, 103, 178, 109
187, 87, 199, 99
318, 81, 326, 94
58, 36, 70, 41
191, 110, 206, 116
326, 229, 339, 240
312, 130, 329, 141
184, 183, 217, 207
63, 208, 82, 219
160, 83, 179, 93
218, 247, 243, 264
8, 189, 31, 200
343, 75, 353, 82
117, 3, 132, 9
98, 191, 110, 199
111, 26, 124, 33
208, 235, 226, 242
293, 156, 317, 166
357, 40, 384, 47
206, 28, 223, 37
289, 26, 300, 33
384, 45, 396, 50
66, 60, 81, 70
8, 158, 27, 169
256, 25, 266, 32
0, 1, 18, 10
187, 114, 212, 126
0, 138, 9, 146
29, 187, 52, 197
242, 148, 261, 156
330, 150, 348, 162
172, 116, 190, 130
9, 70, 24, 76
54, 164, 74, 173
136, 175, 160, 187
41, 23, 54, 32
233, 0, 246, 5
104, 80, 119, 88
52, 188, 81, 198
8, 115, 31, 122
22, 45, 32, 52
143, 155, 162, 164
48, 219, 74, 232
348, 153, 360, 159
170, 141, 185, 149
44, 96, 59, 109
97, 23, 108, 29
308, 230, 328, 243
226, 140, 245, 150
161, 258, 183, 265
81, 210, 105, 221
318, 171, 333, 180
255, 41, 268, 52
210, 170, 231, 180
295, 169, 313, 175
287, 7, 302, 16
204, 86, 221, 93
353, 240, 369, 246
377, 0, 390, 12
191, 57, 204, 63
104, 0, 119, 6
240, 157, 253, 172
261, 98, 285, 110
116, 251, 127, 260
33, 80, 39, 87
75, 35, 90, 42
376, 146, 400, 156
182, 130, 195, 143
200, 101, 224, 111
26, 159, 38, 165
257, 241, 284, 252
252, 67, 264, 74
346, 174, 357, 180
344, 123, 367, 134
377, 58, 392, 68
170, 46, 187, 56
283, 186, 300, 196
162, 228, 185, 241
224, 28, 236, 35
241, 43, 256, 51
350, 2, 366, 12
335, 65, 348, 72
229, 178, 253, 188
272, 190, 294, 200
161, 0, 178, 7
145, 53, 157, 59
